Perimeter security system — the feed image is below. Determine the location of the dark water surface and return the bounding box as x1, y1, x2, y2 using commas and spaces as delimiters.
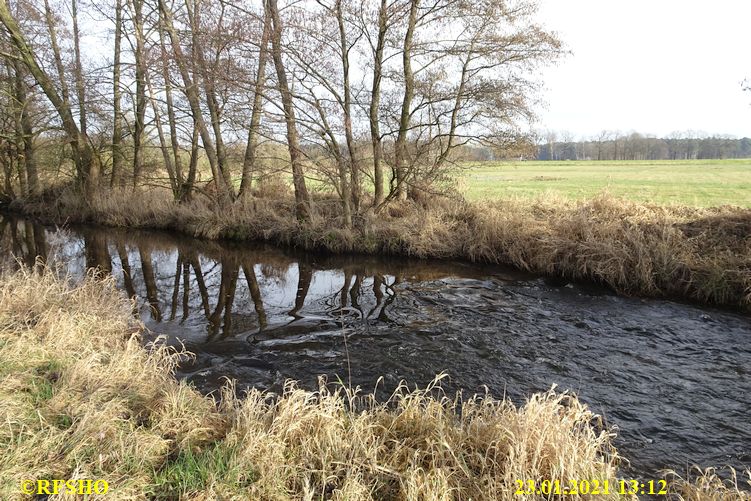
1, 214, 749, 479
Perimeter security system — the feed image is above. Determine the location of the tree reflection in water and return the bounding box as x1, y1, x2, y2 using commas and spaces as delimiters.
0, 215, 436, 343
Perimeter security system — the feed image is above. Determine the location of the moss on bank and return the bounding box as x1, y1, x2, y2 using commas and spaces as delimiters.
9, 186, 751, 310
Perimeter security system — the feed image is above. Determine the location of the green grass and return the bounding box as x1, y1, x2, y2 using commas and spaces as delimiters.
458, 159, 751, 207
148, 444, 252, 499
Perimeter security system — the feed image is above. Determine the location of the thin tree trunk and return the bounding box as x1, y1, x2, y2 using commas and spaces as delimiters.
181, 119, 200, 201
188, 0, 233, 197
336, 0, 359, 212
239, 7, 271, 202
42, 0, 70, 108
145, 69, 178, 196
2, 143, 15, 199
10, 62, 27, 196
158, 0, 231, 206
71, 0, 87, 136
111, 0, 124, 188
157, 11, 185, 191
370, 0, 387, 207
10, 59, 37, 196
132, 0, 146, 189
436, 52, 471, 169
394, 0, 418, 201
312, 98, 351, 227
266, 0, 310, 221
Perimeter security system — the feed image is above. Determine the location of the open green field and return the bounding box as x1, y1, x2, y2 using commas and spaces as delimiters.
459, 159, 751, 207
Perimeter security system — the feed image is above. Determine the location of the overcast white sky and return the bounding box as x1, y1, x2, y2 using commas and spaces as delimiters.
535, 0, 751, 139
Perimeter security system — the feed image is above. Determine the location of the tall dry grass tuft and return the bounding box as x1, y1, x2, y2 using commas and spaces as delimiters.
0, 268, 631, 500
10, 185, 751, 309
666, 467, 751, 501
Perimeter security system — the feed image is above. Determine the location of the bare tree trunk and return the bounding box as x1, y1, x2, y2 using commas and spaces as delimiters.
188, 0, 233, 197
8, 57, 38, 196
157, 10, 185, 192
145, 69, 178, 196
111, 0, 124, 188
312, 98, 351, 227
131, 0, 146, 189
1, 143, 15, 199
42, 0, 70, 108
336, 0, 359, 212
370, 0, 387, 208
20, 99, 37, 197
266, 0, 310, 221
11, 89, 27, 197
158, 0, 232, 206
71, 0, 86, 136
435, 53, 470, 169
8, 60, 27, 196
182, 119, 200, 202
394, 0, 418, 201
239, 7, 271, 202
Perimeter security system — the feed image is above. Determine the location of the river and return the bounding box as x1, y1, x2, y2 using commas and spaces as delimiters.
1, 214, 749, 480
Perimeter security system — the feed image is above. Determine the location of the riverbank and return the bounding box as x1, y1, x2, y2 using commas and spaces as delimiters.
10, 186, 751, 311
0, 268, 620, 499
0, 270, 751, 501
2, 267, 749, 499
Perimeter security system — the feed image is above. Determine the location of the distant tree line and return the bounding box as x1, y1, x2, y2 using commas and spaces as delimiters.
536, 131, 751, 161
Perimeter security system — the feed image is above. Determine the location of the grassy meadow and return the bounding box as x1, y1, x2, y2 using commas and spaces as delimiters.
459, 159, 751, 207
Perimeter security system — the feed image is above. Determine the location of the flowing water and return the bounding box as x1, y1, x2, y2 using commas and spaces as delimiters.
1, 214, 749, 480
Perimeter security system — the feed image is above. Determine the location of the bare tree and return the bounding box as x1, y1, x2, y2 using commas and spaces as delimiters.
0, 0, 99, 197
266, 0, 311, 221
239, 6, 271, 202
111, 0, 124, 188
158, 0, 232, 205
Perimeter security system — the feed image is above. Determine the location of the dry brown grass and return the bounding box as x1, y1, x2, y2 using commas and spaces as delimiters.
666, 467, 751, 501
11, 185, 751, 309
0, 267, 632, 500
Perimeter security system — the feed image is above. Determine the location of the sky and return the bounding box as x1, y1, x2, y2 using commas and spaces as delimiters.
534, 0, 751, 139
